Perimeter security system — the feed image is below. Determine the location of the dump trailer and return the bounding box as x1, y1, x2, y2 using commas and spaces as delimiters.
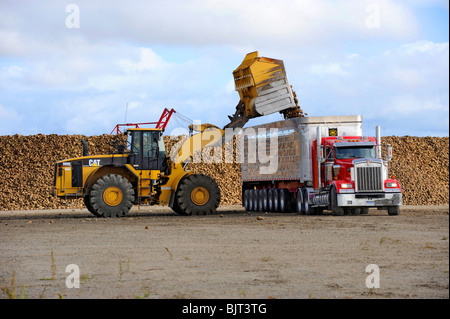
241, 115, 402, 216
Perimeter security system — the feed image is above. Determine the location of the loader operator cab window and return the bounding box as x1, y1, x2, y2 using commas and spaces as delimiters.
127, 130, 168, 172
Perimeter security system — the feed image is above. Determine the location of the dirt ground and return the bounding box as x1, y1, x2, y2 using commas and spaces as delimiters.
0, 205, 448, 299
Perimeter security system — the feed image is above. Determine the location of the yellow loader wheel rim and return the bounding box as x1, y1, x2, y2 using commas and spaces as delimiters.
191, 186, 210, 206
103, 186, 123, 207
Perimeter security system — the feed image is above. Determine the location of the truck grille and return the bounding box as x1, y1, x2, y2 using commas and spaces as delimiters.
356, 166, 383, 192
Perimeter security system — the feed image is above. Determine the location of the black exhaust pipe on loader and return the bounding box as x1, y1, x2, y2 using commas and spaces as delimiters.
81, 139, 89, 157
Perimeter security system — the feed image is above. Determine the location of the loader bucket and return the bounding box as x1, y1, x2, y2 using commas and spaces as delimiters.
233, 51, 296, 118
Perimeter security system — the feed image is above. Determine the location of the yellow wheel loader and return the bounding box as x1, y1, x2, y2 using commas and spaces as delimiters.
53, 124, 223, 217
53, 51, 303, 217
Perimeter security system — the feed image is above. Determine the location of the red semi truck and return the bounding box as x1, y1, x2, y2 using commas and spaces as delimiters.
241, 115, 402, 216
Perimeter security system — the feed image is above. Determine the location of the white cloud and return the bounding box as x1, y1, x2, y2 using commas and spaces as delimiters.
119, 48, 167, 73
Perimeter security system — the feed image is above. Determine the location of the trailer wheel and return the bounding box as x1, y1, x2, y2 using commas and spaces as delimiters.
267, 189, 274, 212
272, 189, 280, 212
89, 174, 135, 217
251, 190, 258, 211
255, 190, 262, 212
247, 190, 254, 211
279, 189, 290, 213
360, 208, 369, 215
388, 206, 400, 216
260, 190, 268, 212
330, 186, 344, 216
243, 190, 250, 211
176, 174, 221, 215
296, 189, 304, 214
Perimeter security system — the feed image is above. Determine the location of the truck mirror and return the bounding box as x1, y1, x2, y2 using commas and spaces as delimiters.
386, 144, 393, 162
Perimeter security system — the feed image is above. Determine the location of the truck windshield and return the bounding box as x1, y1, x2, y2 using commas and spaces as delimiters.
335, 146, 376, 159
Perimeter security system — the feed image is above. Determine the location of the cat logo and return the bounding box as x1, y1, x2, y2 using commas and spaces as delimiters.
329, 128, 338, 136
89, 159, 101, 167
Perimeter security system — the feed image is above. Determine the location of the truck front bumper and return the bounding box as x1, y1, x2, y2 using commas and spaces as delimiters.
337, 192, 402, 207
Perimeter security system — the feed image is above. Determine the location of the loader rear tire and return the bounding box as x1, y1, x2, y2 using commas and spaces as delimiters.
175, 174, 221, 216
89, 174, 135, 218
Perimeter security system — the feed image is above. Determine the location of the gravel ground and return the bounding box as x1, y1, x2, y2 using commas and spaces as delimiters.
0, 205, 448, 299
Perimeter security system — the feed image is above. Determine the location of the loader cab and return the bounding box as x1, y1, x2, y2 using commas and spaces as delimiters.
127, 128, 168, 172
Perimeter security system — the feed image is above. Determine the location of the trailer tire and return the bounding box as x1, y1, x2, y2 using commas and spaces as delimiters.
243, 189, 250, 211
176, 174, 221, 215
330, 186, 344, 216
267, 189, 275, 212
279, 189, 290, 213
272, 189, 280, 212
260, 189, 268, 212
252, 190, 259, 211
89, 174, 135, 218
296, 189, 304, 214
256, 190, 262, 212
248, 190, 254, 211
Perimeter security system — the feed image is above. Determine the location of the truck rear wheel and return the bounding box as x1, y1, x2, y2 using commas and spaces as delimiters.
89, 174, 135, 217
175, 174, 221, 215
296, 189, 304, 214
303, 188, 317, 215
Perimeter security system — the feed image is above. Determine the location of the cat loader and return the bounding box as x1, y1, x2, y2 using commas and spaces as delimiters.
53, 121, 224, 217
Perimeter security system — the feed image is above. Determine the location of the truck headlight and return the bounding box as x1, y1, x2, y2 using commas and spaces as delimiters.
385, 182, 398, 188
340, 183, 353, 189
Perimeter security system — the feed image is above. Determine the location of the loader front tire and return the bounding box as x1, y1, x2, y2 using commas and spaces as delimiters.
89, 174, 135, 217
175, 174, 221, 216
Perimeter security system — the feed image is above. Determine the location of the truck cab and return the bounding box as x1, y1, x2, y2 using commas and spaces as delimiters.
314, 133, 402, 215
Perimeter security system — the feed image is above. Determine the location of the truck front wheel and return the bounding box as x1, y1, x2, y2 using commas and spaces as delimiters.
388, 206, 400, 216
330, 186, 345, 216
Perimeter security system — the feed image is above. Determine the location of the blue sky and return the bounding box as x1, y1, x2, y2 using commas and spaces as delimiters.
0, 0, 448, 137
